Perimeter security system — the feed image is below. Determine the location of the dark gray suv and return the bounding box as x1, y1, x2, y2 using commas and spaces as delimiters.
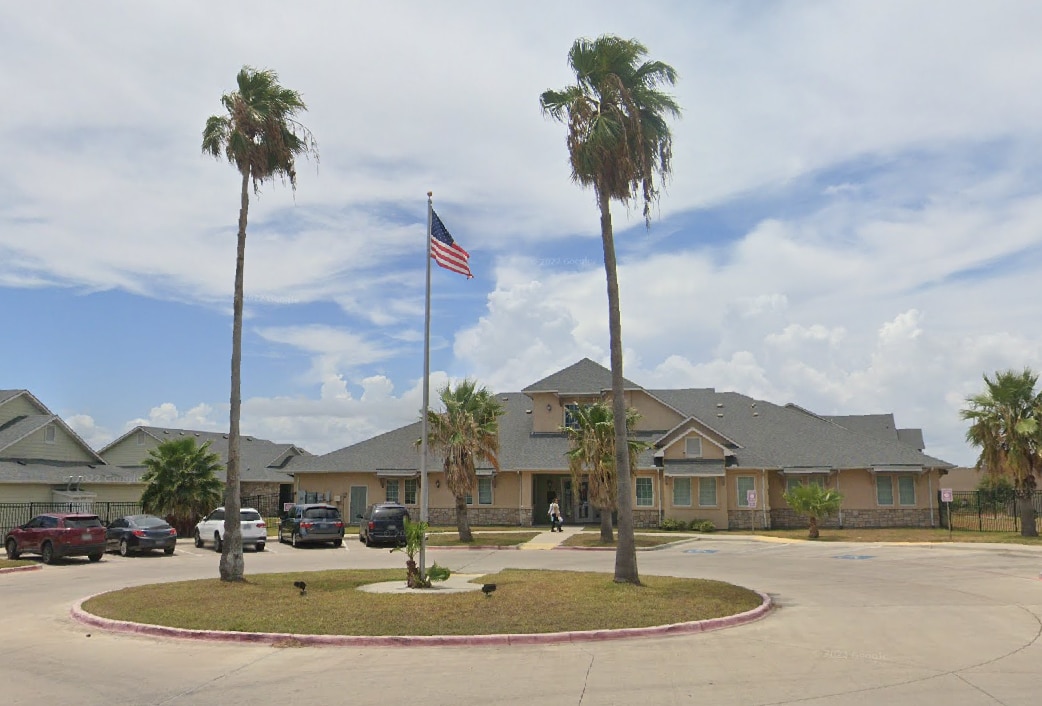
279, 504, 345, 547
357, 503, 410, 547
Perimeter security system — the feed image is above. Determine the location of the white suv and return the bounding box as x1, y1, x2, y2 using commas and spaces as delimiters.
193, 507, 267, 552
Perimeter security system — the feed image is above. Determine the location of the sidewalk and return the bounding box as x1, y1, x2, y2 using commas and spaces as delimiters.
519, 524, 583, 550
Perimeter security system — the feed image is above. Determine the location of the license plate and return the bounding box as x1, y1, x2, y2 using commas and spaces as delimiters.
81, 533, 92, 540
391, 526, 399, 531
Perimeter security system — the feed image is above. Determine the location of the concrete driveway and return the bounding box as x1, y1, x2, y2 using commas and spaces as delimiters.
1, 535, 1040, 705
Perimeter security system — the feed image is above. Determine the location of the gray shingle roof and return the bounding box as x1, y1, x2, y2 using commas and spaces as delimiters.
522, 358, 641, 394
248, 359, 956, 475
0, 389, 26, 406
101, 426, 306, 484
0, 461, 145, 485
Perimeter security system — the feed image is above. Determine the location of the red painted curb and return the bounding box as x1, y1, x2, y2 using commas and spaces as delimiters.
0, 564, 42, 574
70, 590, 772, 648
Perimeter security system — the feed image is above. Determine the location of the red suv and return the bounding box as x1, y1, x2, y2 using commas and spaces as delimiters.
4, 513, 107, 564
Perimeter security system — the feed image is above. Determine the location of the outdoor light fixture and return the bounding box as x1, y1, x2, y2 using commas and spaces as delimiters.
546, 403, 553, 412
436, 480, 441, 488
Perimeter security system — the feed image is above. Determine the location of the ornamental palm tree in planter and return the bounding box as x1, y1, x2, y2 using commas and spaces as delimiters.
782, 483, 843, 539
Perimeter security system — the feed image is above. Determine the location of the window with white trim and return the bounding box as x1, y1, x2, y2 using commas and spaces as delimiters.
684, 437, 703, 458
698, 477, 717, 507
385, 479, 399, 503
672, 477, 692, 507
44, 424, 56, 444
897, 475, 916, 505
635, 477, 653, 507
785, 476, 802, 494
564, 403, 580, 430
876, 475, 894, 505
477, 477, 493, 505
737, 476, 756, 507
404, 478, 418, 505
809, 475, 826, 488
135, 429, 145, 445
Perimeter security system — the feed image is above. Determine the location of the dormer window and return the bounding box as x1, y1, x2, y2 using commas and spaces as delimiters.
44, 424, 56, 444
685, 436, 703, 458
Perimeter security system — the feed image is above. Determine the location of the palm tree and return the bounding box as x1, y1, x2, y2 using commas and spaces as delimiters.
782, 484, 843, 539
424, 380, 505, 542
961, 369, 1042, 537
563, 402, 646, 542
202, 66, 318, 581
541, 35, 680, 584
140, 438, 224, 536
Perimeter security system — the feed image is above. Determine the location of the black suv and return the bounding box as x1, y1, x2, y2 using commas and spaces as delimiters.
279, 503, 345, 548
357, 503, 410, 547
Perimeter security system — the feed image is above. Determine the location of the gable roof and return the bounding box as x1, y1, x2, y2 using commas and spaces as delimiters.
522, 358, 641, 394
100, 426, 308, 483
0, 414, 107, 464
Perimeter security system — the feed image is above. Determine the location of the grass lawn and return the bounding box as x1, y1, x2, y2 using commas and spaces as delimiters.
81, 568, 762, 636
0, 558, 36, 570
562, 532, 693, 549
424, 531, 540, 547
735, 527, 1042, 545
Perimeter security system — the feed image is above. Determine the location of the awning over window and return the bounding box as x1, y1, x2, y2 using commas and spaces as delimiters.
376, 469, 419, 478
782, 467, 832, 475
475, 468, 496, 477
663, 459, 726, 477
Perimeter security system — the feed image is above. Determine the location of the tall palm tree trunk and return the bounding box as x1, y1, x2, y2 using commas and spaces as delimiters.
220, 169, 249, 582
599, 506, 613, 542
1017, 484, 1038, 537
455, 495, 473, 543
599, 188, 639, 585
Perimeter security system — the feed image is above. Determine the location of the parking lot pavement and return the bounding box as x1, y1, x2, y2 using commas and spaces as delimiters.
2, 537, 1041, 705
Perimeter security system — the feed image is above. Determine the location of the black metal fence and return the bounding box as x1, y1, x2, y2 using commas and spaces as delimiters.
0, 501, 144, 538
0, 493, 284, 540
938, 490, 1042, 533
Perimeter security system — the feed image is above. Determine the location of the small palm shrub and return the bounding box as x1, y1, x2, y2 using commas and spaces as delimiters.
659, 518, 686, 531
689, 519, 715, 533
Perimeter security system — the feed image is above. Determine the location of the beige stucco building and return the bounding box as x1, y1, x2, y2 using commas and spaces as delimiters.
288, 359, 954, 530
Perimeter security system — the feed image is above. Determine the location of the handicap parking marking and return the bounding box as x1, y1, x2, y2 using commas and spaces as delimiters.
833, 554, 875, 560
683, 548, 719, 554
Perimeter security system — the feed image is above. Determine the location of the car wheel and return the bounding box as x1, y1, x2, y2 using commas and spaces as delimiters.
194, 530, 203, 548
364, 533, 372, 547
213, 533, 222, 553
5, 538, 20, 560
119, 538, 130, 557
278, 530, 287, 544
88, 553, 102, 562
292, 532, 301, 548
333, 538, 343, 548
163, 547, 175, 555
255, 542, 265, 552
40, 542, 55, 565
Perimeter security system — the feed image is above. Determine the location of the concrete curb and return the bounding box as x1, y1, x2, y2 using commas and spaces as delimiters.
0, 564, 42, 575
70, 590, 772, 648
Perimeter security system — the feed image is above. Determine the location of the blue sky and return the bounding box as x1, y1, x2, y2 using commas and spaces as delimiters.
4, 1, 1042, 466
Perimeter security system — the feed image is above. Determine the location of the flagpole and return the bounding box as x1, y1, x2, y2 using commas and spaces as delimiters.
419, 191, 433, 580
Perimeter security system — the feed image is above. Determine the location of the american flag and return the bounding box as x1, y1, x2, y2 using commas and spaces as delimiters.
430, 210, 472, 278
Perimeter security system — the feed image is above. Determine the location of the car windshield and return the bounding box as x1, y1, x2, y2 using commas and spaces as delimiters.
240, 510, 262, 521
64, 516, 103, 528
303, 507, 340, 519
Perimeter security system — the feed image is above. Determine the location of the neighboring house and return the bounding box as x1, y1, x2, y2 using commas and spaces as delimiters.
99, 426, 308, 504
0, 389, 142, 505
287, 359, 954, 530
942, 466, 983, 492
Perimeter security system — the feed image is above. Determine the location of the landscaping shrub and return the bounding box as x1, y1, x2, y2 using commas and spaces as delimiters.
659, 518, 686, 531
689, 519, 715, 533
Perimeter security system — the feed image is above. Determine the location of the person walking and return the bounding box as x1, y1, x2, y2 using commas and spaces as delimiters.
548, 497, 562, 532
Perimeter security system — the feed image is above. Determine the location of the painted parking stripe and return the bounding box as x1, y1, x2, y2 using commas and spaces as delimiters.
833, 554, 875, 560
683, 549, 719, 554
